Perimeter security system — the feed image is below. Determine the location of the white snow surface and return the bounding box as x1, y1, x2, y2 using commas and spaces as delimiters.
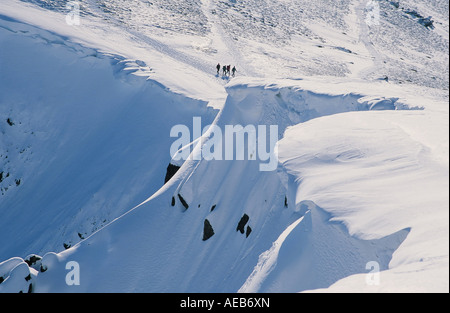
0, 0, 448, 293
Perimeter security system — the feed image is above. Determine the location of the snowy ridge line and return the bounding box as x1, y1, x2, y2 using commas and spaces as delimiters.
0, 9, 218, 102
1, 0, 447, 293
0, 12, 151, 84
0, 0, 229, 104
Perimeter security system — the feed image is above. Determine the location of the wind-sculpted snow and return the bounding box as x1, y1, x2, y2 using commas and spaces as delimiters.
1, 63, 425, 292
274, 107, 449, 292
0, 0, 448, 293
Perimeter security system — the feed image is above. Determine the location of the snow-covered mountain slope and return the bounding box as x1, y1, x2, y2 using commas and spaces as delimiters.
8, 0, 450, 88
0, 0, 448, 293
0, 11, 217, 259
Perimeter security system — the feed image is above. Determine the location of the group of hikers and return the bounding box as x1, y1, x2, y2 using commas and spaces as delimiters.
216, 63, 237, 77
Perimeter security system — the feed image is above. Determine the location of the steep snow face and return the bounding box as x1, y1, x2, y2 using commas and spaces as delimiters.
0, 15, 217, 260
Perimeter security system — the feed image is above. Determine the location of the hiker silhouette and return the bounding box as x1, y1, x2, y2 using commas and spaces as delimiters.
216, 63, 237, 78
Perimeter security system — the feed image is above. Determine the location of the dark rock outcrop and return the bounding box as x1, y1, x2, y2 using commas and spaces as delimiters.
24, 255, 41, 267
178, 193, 189, 210
164, 163, 181, 184
203, 219, 215, 241
236, 214, 250, 234
246, 226, 252, 238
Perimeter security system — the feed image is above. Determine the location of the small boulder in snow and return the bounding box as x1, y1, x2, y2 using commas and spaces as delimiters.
178, 193, 189, 210
203, 219, 215, 241
237, 214, 250, 234
24, 254, 42, 271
